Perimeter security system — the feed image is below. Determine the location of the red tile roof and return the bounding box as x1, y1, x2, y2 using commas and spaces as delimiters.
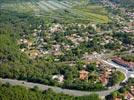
79, 70, 89, 80
112, 57, 134, 68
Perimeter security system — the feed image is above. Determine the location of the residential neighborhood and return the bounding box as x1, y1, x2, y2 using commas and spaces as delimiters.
0, 0, 134, 100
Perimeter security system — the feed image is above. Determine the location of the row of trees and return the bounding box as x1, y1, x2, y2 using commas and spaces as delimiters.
121, 55, 134, 62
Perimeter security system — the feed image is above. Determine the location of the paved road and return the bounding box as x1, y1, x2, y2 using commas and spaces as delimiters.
101, 60, 134, 82
94, 54, 134, 82
0, 78, 121, 97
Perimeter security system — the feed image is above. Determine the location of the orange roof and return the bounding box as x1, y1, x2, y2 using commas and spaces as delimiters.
124, 92, 134, 100
114, 97, 122, 100
79, 70, 89, 80
99, 75, 108, 85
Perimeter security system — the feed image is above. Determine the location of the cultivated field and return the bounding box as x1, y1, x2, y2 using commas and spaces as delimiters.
0, 0, 109, 23
1, 0, 79, 12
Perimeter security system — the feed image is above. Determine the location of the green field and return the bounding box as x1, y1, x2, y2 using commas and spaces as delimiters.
0, 0, 109, 23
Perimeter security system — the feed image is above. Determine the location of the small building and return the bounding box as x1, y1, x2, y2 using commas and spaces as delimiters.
79, 70, 89, 80
130, 86, 134, 95
50, 24, 63, 33
52, 75, 64, 83
114, 97, 122, 100
99, 74, 108, 86
124, 92, 134, 100
28, 50, 39, 59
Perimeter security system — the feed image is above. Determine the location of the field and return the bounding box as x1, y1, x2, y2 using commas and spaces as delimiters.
0, 0, 109, 23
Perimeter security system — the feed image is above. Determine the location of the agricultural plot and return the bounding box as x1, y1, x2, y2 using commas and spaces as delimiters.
72, 5, 109, 23
0, 0, 109, 23
1, 0, 78, 12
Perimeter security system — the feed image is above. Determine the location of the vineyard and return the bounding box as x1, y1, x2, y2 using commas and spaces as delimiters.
0, 0, 109, 23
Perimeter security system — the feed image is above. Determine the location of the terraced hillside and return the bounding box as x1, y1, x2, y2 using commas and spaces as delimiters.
0, 0, 109, 23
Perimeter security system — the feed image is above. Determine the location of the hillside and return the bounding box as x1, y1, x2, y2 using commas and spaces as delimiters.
0, 0, 109, 23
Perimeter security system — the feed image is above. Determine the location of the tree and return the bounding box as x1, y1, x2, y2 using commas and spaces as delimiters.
111, 71, 125, 85
111, 91, 118, 98
119, 87, 126, 93
86, 63, 97, 72
105, 42, 121, 50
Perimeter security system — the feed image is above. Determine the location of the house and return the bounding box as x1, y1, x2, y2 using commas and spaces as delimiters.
20, 48, 25, 52
27, 40, 33, 48
63, 45, 70, 51
51, 44, 63, 56
52, 44, 61, 51
33, 32, 37, 37
50, 24, 63, 33
130, 86, 134, 95
19, 39, 33, 48
52, 75, 64, 83
34, 29, 38, 32
18, 39, 28, 44
91, 24, 97, 30
28, 50, 39, 59
124, 92, 134, 100
128, 22, 134, 28
79, 70, 89, 80
99, 74, 108, 86
82, 54, 93, 61
114, 97, 122, 100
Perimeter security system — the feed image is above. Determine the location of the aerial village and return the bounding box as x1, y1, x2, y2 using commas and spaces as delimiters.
0, 0, 134, 100
15, 0, 134, 95
17, 20, 134, 88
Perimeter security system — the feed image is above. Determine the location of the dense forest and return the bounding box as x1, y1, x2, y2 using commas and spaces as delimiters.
0, 82, 100, 100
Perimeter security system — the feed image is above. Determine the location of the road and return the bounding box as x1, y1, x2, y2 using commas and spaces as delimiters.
101, 60, 134, 82
0, 78, 121, 97
94, 54, 134, 82
0, 58, 133, 97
